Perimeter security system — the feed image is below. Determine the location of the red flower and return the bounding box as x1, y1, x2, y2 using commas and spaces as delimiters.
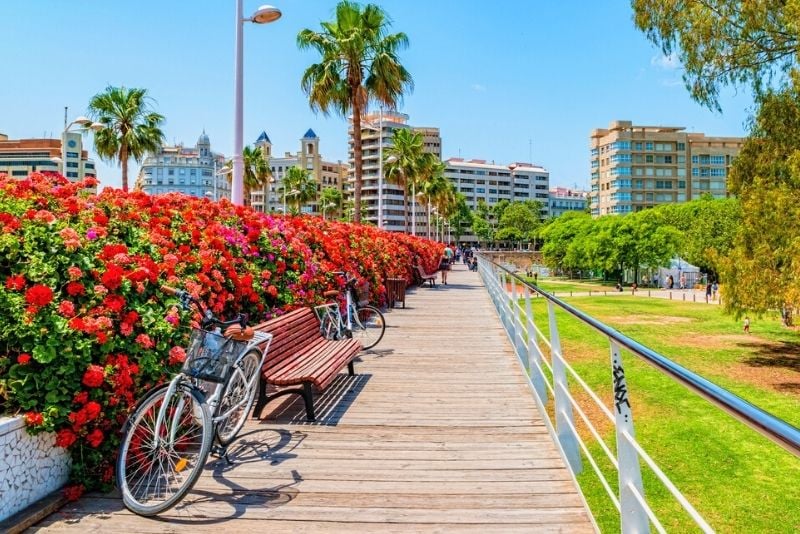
82, 364, 105, 388
86, 428, 104, 448
63, 484, 84, 501
100, 264, 124, 290
24, 411, 44, 426
68, 316, 87, 332
66, 281, 85, 296
168, 346, 186, 365
55, 428, 78, 448
83, 401, 102, 421
25, 284, 53, 306
103, 294, 126, 313
17, 353, 31, 365
5, 274, 25, 291
73, 391, 89, 404
58, 300, 76, 317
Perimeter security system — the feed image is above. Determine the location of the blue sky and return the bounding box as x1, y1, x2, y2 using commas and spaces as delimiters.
1, 1, 754, 190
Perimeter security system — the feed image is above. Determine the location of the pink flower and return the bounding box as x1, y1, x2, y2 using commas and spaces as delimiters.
58, 300, 76, 317
135, 333, 154, 349
67, 266, 83, 280
168, 346, 186, 365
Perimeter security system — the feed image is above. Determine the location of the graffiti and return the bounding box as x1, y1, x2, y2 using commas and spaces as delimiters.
612, 363, 631, 415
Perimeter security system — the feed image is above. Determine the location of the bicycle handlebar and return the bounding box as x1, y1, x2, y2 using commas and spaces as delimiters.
161, 285, 247, 331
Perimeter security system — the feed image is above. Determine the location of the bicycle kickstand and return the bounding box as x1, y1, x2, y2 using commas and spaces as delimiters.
212, 444, 233, 466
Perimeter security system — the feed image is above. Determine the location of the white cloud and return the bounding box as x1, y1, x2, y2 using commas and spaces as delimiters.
650, 52, 679, 70
661, 78, 684, 88
471, 83, 487, 92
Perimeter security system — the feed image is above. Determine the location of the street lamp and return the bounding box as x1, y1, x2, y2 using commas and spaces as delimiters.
231, 2, 282, 206
53, 116, 103, 179
362, 109, 385, 228
213, 162, 232, 201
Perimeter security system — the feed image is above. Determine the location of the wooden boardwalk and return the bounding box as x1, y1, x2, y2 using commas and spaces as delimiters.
32, 264, 594, 533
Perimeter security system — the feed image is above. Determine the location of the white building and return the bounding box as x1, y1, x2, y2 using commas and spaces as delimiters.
549, 187, 588, 218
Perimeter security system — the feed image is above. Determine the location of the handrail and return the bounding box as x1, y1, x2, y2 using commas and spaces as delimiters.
483, 254, 800, 458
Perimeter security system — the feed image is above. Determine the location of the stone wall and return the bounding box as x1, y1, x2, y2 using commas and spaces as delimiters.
0, 416, 70, 521
480, 251, 542, 272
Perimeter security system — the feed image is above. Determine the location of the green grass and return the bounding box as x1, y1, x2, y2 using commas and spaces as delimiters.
525, 296, 800, 533
521, 277, 619, 294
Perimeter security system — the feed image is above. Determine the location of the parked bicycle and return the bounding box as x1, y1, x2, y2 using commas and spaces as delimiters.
116, 285, 272, 516
314, 272, 385, 350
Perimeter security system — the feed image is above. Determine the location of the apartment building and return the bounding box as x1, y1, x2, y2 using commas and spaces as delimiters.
589, 120, 744, 216
253, 129, 348, 215
445, 158, 550, 244
0, 131, 96, 182
136, 132, 229, 200
347, 110, 441, 231
549, 187, 588, 218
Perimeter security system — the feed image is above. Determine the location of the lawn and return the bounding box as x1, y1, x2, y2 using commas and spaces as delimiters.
521, 277, 620, 294
525, 295, 800, 533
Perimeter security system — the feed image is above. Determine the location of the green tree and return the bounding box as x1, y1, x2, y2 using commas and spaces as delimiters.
88, 86, 165, 192
319, 186, 343, 220
632, 0, 800, 111
497, 201, 542, 249
722, 80, 800, 324
384, 128, 424, 233
298, 1, 413, 223
282, 166, 317, 214
448, 193, 472, 245
233, 145, 272, 209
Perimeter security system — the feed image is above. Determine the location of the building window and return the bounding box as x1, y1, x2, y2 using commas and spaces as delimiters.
677, 142, 686, 151
66, 151, 79, 158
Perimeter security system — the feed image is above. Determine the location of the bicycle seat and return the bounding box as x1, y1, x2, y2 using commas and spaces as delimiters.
224, 324, 255, 341
323, 290, 340, 298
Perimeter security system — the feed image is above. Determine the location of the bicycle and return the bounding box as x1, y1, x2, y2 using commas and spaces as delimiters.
314, 271, 386, 350
116, 285, 272, 516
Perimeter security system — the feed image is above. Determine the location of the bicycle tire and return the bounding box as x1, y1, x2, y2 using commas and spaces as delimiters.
215, 350, 261, 446
117, 382, 212, 516
352, 305, 385, 350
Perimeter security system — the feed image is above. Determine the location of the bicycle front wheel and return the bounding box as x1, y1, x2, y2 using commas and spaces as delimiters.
352, 305, 385, 350
117, 383, 212, 516
215, 350, 261, 446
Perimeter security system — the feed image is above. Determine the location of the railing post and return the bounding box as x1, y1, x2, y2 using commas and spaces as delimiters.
511, 276, 525, 359
610, 340, 649, 533
525, 286, 548, 404
547, 300, 582, 474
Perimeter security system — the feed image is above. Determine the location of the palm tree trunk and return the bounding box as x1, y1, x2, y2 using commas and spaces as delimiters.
120, 144, 129, 192
351, 96, 363, 224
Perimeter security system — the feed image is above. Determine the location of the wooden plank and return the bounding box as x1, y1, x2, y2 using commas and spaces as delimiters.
36, 265, 593, 532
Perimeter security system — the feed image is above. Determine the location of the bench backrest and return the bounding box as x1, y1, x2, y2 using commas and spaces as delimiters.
252, 307, 321, 373
415, 265, 434, 277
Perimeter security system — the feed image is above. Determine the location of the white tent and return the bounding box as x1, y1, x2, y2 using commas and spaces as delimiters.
655, 257, 701, 289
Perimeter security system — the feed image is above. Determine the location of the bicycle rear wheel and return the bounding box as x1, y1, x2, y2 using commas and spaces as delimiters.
215, 350, 261, 446
352, 305, 385, 350
117, 382, 212, 516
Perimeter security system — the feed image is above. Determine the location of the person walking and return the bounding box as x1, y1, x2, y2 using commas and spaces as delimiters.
440, 245, 453, 285
743, 316, 751, 334
705, 282, 712, 303
712, 281, 719, 301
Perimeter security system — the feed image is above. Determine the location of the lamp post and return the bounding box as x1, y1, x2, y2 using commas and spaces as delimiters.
52, 116, 103, 180
231, 2, 281, 206
361, 110, 385, 228
213, 162, 232, 201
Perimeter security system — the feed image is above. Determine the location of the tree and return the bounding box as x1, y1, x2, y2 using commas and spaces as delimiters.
448, 193, 472, 245
722, 79, 800, 324
632, 0, 800, 111
497, 201, 542, 249
298, 1, 413, 223
384, 128, 424, 233
88, 86, 165, 192
282, 166, 317, 214
414, 156, 446, 238
243, 145, 271, 209
319, 186, 343, 220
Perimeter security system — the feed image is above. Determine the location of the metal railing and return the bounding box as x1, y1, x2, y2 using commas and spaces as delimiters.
477, 254, 800, 533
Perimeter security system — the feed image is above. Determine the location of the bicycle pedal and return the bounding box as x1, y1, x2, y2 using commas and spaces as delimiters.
211, 445, 228, 458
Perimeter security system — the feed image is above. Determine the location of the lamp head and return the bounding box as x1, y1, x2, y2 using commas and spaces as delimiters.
385, 155, 398, 164
251, 4, 282, 23
89, 122, 104, 132
72, 116, 92, 126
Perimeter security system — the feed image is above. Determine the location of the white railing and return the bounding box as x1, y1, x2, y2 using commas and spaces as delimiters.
477, 254, 800, 533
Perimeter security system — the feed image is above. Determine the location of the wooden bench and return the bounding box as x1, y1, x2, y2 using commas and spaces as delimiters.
413, 265, 437, 287
252, 307, 362, 421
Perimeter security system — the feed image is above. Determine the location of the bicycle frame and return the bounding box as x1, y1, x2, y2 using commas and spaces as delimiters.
151, 331, 271, 449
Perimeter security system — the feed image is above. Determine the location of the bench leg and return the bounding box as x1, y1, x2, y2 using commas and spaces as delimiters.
253, 375, 268, 419
347, 360, 355, 376
303, 382, 316, 422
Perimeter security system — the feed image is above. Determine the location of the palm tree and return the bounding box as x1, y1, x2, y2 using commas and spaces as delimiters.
226, 145, 271, 208
416, 158, 447, 239
282, 166, 317, 214
384, 128, 424, 233
88, 86, 165, 192
298, 0, 413, 224
319, 186, 343, 220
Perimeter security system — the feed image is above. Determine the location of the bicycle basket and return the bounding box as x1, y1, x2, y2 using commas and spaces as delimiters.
354, 281, 370, 307
182, 329, 247, 383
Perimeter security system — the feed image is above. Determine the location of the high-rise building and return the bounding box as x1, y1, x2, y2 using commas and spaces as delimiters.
445, 158, 550, 244
0, 131, 96, 182
589, 120, 744, 216
347, 111, 441, 231
549, 187, 588, 218
252, 129, 348, 215
136, 132, 229, 200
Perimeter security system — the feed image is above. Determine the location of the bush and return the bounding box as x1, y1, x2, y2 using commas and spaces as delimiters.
0, 172, 439, 498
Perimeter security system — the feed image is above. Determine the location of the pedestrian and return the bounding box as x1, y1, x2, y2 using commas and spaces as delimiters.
679, 273, 686, 290
642, 275, 649, 288
631, 282, 638, 295
705, 282, 712, 303
440, 245, 453, 285
743, 316, 751, 334
534, 272, 538, 285
667, 275, 674, 289
712, 281, 719, 300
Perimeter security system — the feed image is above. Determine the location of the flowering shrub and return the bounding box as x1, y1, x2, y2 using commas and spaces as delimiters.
0, 172, 440, 498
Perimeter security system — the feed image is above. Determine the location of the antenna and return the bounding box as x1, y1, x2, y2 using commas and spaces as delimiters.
64, 106, 68, 129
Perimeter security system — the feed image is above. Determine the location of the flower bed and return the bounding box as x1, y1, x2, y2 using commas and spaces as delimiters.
0, 172, 441, 499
